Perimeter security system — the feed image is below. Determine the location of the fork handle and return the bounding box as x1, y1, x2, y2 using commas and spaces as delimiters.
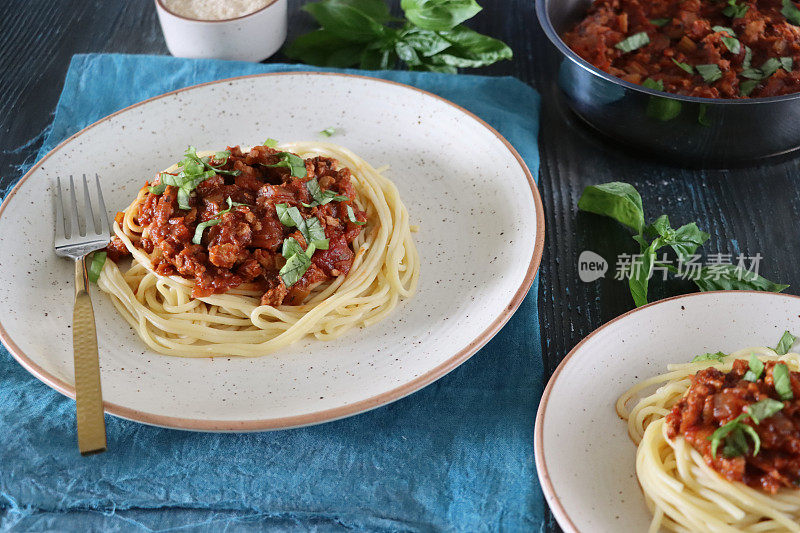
73, 256, 107, 455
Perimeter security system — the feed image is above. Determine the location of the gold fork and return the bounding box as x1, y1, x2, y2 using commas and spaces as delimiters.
54, 174, 109, 455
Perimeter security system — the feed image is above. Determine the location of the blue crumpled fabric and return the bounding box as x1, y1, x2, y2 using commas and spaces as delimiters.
0, 54, 543, 532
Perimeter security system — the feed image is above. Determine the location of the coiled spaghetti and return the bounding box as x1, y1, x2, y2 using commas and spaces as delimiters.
617, 347, 800, 532
97, 142, 419, 357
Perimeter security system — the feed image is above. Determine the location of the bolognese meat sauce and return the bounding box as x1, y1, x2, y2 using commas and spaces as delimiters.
106, 145, 367, 306
563, 0, 800, 98
665, 359, 800, 493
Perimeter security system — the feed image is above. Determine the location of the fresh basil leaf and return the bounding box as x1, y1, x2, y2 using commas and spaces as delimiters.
650, 18, 670, 26
740, 79, 759, 96
88, 251, 106, 283
773, 363, 794, 400
302, 0, 390, 42
698, 104, 710, 127
192, 218, 221, 244
743, 352, 765, 382
615, 32, 650, 53
761, 58, 782, 78
346, 204, 366, 225
776, 331, 797, 355
577, 182, 645, 233
401, 27, 452, 56
320, 127, 336, 137
692, 351, 727, 362
723, 0, 748, 18
743, 46, 753, 70
783, 0, 800, 25
266, 152, 308, 178
395, 40, 423, 66
279, 249, 312, 288
645, 215, 710, 262
282, 237, 305, 259
276, 203, 305, 229
629, 239, 658, 307
697, 64, 723, 83
285, 28, 366, 67
642, 78, 664, 91
693, 264, 789, 293
425, 25, 512, 68
712, 25, 735, 35
746, 398, 784, 424
721, 36, 741, 55
671, 58, 694, 74
400, 0, 482, 31
741, 423, 761, 455
304, 178, 350, 207
781, 56, 794, 71
708, 414, 748, 457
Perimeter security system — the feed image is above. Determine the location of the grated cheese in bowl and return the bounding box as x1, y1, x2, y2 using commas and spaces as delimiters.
161, 0, 272, 21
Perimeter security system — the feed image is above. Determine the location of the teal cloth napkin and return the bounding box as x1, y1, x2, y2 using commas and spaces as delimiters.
0, 54, 544, 532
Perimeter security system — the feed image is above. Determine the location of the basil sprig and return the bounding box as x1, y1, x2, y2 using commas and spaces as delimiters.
303, 178, 350, 207
776, 330, 797, 355
692, 351, 727, 363
88, 251, 107, 283
286, 0, 512, 73
148, 147, 242, 209
192, 197, 248, 245
577, 182, 788, 307
708, 398, 783, 458
615, 32, 649, 53
773, 363, 794, 400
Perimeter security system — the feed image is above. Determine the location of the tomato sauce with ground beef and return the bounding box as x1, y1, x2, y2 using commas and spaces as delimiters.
665, 359, 800, 493
106, 145, 367, 306
563, 0, 800, 98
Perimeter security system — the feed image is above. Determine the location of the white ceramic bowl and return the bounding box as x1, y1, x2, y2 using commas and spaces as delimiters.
154, 0, 287, 62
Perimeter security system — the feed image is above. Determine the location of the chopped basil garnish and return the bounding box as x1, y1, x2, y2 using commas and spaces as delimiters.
783, 0, 800, 25
776, 330, 797, 355
740, 79, 759, 96
743, 46, 753, 70
319, 127, 336, 137
263, 138, 278, 148
279, 245, 314, 288
697, 64, 723, 83
782, 57, 794, 72
148, 146, 241, 209
774, 363, 794, 400
743, 352, 764, 382
692, 351, 727, 363
712, 25, 735, 34
275, 203, 329, 250
743, 58, 787, 81
88, 251, 106, 283
346, 204, 366, 226
642, 78, 664, 91
721, 36, 741, 55
746, 398, 784, 424
281, 237, 305, 259
191, 197, 248, 245
650, 18, 670, 26
723, 0, 748, 18
266, 152, 308, 178
615, 32, 650, 53
709, 414, 759, 458
671, 58, 694, 74
303, 177, 350, 207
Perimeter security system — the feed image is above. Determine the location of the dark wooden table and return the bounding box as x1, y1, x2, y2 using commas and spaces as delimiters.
3, 0, 799, 530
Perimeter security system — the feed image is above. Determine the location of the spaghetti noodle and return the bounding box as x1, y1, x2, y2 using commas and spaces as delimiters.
617, 347, 800, 532
97, 141, 419, 357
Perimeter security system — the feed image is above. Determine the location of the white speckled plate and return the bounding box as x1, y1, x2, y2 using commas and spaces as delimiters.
535, 291, 800, 532
0, 73, 543, 431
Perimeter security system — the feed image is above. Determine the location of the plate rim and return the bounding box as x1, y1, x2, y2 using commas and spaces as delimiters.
533, 289, 800, 532
0, 71, 545, 431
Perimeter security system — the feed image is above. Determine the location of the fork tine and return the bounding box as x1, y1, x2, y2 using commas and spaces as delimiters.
55, 177, 67, 241
68, 175, 83, 237
95, 174, 110, 236
82, 174, 97, 235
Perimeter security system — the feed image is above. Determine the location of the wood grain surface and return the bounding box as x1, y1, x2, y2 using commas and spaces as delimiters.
3, 0, 799, 530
